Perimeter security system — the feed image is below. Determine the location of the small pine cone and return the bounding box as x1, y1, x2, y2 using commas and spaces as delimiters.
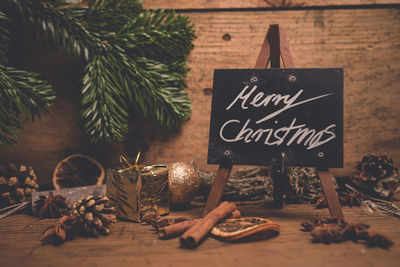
0, 163, 39, 208
71, 195, 116, 237
351, 155, 400, 199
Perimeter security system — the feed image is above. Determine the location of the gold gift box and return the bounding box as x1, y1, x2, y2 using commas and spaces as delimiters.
107, 165, 169, 222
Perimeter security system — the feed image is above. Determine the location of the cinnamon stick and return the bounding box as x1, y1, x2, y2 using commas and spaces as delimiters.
159, 209, 241, 239
159, 219, 202, 239
179, 201, 236, 248
154, 216, 193, 229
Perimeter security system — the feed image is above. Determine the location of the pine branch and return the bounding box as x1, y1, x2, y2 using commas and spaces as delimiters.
65, 0, 142, 35
81, 51, 191, 142
0, 0, 195, 144
81, 52, 130, 143
79, 4, 195, 140
0, 11, 10, 65
132, 57, 191, 128
0, 65, 55, 146
117, 10, 195, 63
2, 0, 108, 61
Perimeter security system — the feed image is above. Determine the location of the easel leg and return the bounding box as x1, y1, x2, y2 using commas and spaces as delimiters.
203, 165, 232, 215
318, 170, 344, 219
271, 170, 288, 208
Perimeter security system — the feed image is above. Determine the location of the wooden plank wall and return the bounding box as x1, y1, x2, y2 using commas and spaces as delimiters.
1, 1, 400, 185
143, 0, 400, 9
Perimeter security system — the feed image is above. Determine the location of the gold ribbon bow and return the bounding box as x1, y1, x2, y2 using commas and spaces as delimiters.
118, 152, 144, 173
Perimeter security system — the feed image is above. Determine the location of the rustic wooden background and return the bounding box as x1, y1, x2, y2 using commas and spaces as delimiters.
1, 0, 400, 186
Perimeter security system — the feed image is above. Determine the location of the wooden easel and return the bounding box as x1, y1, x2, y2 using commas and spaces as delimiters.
204, 24, 344, 219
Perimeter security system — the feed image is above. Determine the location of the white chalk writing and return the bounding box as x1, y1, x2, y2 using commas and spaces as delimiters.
220, 84, 336, 150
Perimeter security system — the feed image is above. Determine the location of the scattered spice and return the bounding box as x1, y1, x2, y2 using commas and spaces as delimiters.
141, 212, 193, 230
41, 215, 77, 245
301, 218, 393, 249
154, 216, 193, 229
34, 192, 68, 218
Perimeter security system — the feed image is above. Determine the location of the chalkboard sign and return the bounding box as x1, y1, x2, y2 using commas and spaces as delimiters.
207, 68, 343, 168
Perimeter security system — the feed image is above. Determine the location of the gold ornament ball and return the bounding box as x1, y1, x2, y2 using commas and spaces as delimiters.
168, 162, 199, 207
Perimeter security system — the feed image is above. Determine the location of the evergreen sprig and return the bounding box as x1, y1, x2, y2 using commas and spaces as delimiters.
3, 0, 108, 60
0, 6, 55, 146
0, 11, 10, 65
0, 0, 195, 145
0, 65, 55, 146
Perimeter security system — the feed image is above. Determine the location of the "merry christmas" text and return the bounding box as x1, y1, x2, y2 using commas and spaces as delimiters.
219, 85, 336, 149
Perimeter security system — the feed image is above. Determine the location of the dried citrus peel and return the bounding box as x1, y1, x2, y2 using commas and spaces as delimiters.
211, 217, 280, 242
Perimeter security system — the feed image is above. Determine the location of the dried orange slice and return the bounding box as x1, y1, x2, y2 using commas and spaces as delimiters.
211, 217, 280, 242
52, 154, 105, 189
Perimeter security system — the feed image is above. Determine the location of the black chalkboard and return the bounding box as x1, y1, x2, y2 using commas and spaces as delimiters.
207, 68, 343, 168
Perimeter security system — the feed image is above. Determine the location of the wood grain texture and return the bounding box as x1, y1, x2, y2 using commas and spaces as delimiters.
279, 27, 296, 68
0, 8, 399, 185
145, 8, 400, 177
0, 204, 399, 266
142, 0, 400, 9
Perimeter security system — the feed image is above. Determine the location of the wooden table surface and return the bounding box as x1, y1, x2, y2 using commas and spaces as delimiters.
0, 203, 399, 267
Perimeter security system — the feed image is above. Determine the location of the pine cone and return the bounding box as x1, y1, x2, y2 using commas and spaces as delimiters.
71, 195, 116, 236
34, 192, 68, 218
0, 163, 39, 207
351, 154, 400, 199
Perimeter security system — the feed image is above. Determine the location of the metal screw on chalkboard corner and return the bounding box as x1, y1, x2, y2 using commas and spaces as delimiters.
317, 152, 324, 158
224, 150, 232, 157
288, 75, 296, 82
250, 76, 258, 83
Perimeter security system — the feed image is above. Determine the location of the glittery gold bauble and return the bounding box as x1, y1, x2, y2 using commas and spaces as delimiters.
168, 162, 199, 207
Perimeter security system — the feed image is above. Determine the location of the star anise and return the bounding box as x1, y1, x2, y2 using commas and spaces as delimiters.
41, 215, 78, 245
363, 232, 394, 248
301, 217, 346, 230
310, 223, 343, 243
301, 218, 393, 249
342, 223, 369, 241
300, 221, 316, 232
34, 192, 68, 218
